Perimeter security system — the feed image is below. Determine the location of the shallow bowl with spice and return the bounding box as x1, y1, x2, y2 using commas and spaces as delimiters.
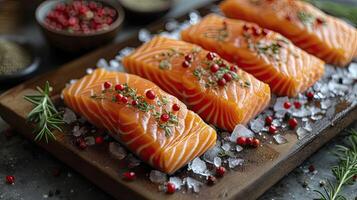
35, 0, 125, 53
0, 37, 40, 85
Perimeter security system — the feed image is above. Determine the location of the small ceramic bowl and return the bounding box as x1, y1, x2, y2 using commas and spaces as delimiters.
0, 37, 40, 85
35, 0, 125, 53
118, 0, 173, 24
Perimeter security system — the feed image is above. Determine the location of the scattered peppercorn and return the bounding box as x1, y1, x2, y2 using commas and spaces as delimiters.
288, 118, 298, 129
115, 94, 123, 102
121, 96, 128, 104
236, 136, 247, 146
166, 182, 176, 194
79, 141, 87, 149
230, 65, 237, 72
131, 100, 138, 106
265, 116, 273, 125
123, 171, 136, 181
308, 164, 315, 172
283, 101, 291, 109
172, 104, 180, 111
206, 52, 217, 60
210, 64, 220, 73
185, 54, 193, 62
160, 113, 170, 122
115, 84, 124, 91
5, 175, 15, 184
104, 81, 112, 89
95, 136, 104, 144
294, 101, 302, 109
207, 175, 217, 185
223, 73, 232, 82
269, 125, 277, 134
251, 138, 260, 148
306, 92, 314, 101
246, 137, 253, 146
182, 60, 190, 68
145, 90, 156, 100
218, 79, 226, 86
216, 166, 226, 177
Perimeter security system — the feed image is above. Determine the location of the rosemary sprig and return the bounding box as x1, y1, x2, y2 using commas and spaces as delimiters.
314, 129, 357, 200
24, 81, 63, 143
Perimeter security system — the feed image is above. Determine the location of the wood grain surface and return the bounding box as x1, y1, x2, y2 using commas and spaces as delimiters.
0, 3, 356, 200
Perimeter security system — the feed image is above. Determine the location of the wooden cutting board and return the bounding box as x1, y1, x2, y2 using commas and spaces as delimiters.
0, 3, 356, 200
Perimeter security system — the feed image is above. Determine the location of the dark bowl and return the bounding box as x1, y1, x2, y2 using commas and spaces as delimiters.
118, 0, 173, 24
0, 37, 40, 85
35, 0, 125, 53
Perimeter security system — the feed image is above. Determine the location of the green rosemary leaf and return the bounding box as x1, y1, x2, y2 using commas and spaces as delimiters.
315, 129, 357, 200
24, 81, 64, 143
297, 11, 315, 25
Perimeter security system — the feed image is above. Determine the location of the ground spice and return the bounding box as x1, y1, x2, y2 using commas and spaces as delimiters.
0, 40, 31, 75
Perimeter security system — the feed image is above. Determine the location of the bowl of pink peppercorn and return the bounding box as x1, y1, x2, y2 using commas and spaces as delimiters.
35, 0, 125, 53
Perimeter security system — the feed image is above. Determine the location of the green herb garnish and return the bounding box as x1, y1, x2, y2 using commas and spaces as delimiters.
314, 129, 357, 200
24, 82, 63, 143
297, 11, 315, 25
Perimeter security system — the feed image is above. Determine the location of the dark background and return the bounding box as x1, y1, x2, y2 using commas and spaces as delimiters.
0, 0, 356, 199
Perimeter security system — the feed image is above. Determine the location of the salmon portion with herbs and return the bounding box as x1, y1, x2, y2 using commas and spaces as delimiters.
181, 14, 325, 97
62, 68, 216, 174
122, 36, 271, 132
220, 0, 357, 66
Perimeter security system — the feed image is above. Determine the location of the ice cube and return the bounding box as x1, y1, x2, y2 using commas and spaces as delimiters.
250, 116, 265, 133
320, 99, 332, 110
274, 97, 290, 111
86, 68, 94, 74
109, 142, 127, 160
228, 158, 244, 168
275, 110, 287, 119
63, 108, 76, 124
138, 29, 152, 42
72, 125, 86, 137
189, 157, 208, 175
109, 60, 120, 68
213, 157, 222, 167
236, 145, 243, 152
222, 142, 231, 151
297, 127, 308, 140
311, 115, 323, 120
189, 11, 201, 24
149, 170, 167, 184
273, 134, 288, 144
184, 177, 203, 193
230, 125, 254, 142
303, 122, 312, 132
203, 144, 221, 164
348, 63, 357, 79
169, 177, 183, 190
165, 20, 179, 31
97, 58, 109, 68
126, 154, 141, 167
272, 119, 282, 127
84, 136, 95, 146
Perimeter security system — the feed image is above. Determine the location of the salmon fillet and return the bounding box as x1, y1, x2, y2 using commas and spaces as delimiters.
181, 14, 325, 97
122, 36, 271, 132
62, 68, 217, 174
220, 0, 357, 67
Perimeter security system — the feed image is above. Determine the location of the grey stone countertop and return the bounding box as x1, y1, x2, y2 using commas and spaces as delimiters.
0, 0, 356, 199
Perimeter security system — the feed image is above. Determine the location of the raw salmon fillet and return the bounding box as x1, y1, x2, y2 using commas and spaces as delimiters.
122, 36, 271, 132
62, 68, 216, 174
181, 14, 325, 97
220, 0, 357, 66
